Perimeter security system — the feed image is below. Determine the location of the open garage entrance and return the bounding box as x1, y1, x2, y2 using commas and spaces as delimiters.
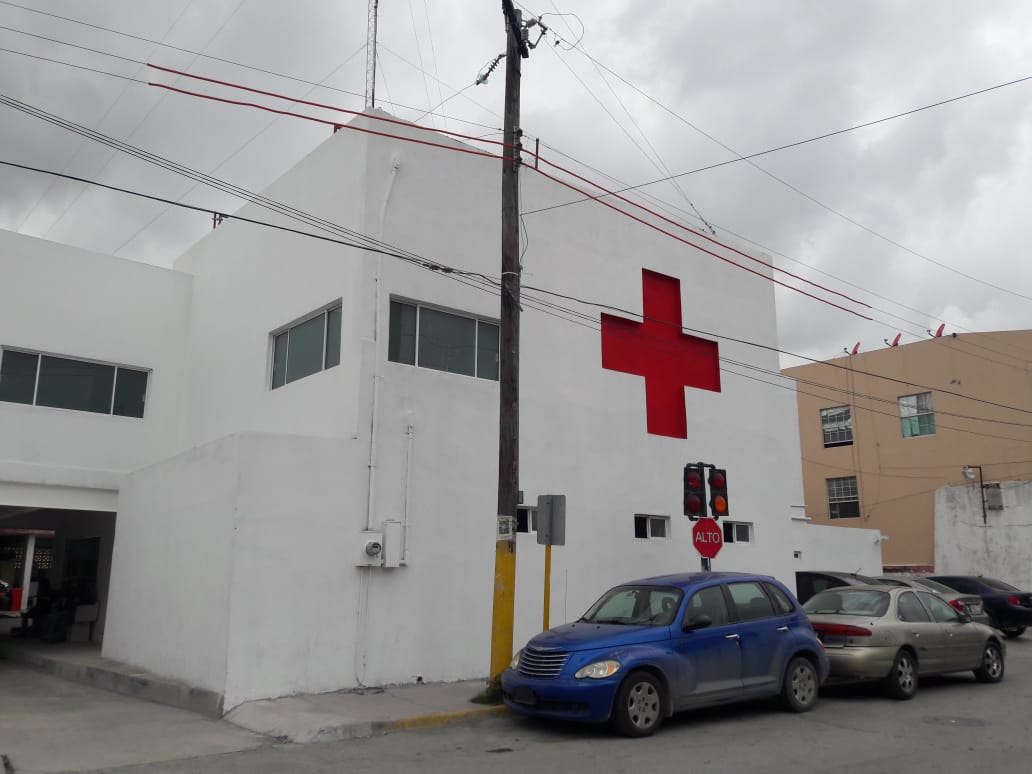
0, 508, 115, 644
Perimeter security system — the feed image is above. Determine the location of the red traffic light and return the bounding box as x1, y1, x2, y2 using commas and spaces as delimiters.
684, 463, 708, 520
709, 471, 725, 490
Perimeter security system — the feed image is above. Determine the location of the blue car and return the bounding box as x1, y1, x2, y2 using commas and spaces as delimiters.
502, 571, 829, 736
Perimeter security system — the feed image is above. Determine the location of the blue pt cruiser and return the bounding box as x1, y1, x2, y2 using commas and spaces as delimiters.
502, 571, 829, 736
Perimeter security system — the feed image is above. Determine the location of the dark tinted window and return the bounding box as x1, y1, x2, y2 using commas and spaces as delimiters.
284, 314, 326, 384
476, 321, 499, 380
388, 300, 416, 365
325, 306, 342, 369
112, 368, 148, 418
803, 589, 890, 616
727, 582, 776, 622
935, 577, 977, 594
36, 355, 114, 414
897, 592, 931, 622
0, 350, 38, 404
418, 307, 476, 376
685, 585, 729, 627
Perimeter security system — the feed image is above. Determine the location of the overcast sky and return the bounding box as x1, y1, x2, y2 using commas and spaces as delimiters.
2, 0, 1031, 367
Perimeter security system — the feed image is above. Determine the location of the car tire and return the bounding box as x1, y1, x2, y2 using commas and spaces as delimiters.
782, 656, 819, 713
973, 641, 1005, 683
1000, 627, 1025, 639
884, 649, 918, 700
611, 670, 665, 737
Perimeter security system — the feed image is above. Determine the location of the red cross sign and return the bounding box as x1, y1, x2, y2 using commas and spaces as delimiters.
601, 269, 721, 439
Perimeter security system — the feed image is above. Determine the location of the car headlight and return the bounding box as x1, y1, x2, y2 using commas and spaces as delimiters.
510, 649, 523, 670
575, 660, 621, 679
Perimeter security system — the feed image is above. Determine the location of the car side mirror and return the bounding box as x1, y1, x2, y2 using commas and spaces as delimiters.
684, 614, 713, 631
958, 613, 972, 623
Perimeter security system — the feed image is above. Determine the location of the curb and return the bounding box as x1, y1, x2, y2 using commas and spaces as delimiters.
381, 705, 509, 733
229, 704, 510, 744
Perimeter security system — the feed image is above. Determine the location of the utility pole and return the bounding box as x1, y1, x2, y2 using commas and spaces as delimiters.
488, 0, 530, 694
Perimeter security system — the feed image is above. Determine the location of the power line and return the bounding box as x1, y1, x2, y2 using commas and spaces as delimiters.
6, 154, 1031, 446
113, 45, 369, 256
520, 16, 1032, 303
0, 45, 146, 82
518, 282, 1032, 417
11, 35, 1025, 372
3, 91, 1027, 422
0, 2, 504, 134
42, 0, 246, 239
140, 68, 875, 319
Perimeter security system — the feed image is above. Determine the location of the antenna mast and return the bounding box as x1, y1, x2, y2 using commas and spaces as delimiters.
365, 0, 379, 108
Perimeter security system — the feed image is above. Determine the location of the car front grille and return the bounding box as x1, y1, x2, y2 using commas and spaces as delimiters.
517, 648, 569, 679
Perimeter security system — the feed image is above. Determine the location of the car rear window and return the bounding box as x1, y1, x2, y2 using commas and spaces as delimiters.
911, 578, 957, 594
803, 589, 890, 616
981, 578, 1019, 592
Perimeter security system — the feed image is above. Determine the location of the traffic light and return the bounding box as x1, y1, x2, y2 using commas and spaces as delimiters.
683, 463, 707, 520
708, 468, 729, 519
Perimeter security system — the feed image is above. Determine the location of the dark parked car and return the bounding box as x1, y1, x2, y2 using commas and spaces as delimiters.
796, 571, 880, 604
929, 576, 1032, 638
502, 572, 829, 737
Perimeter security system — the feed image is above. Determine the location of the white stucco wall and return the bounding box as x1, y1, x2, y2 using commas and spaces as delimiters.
222, 433, 368, 709
0, 230, 193, 492
10, 112, 890, 706
103, 437, 241, 694
935, 480, 1032, 589
789, 519, 884, 577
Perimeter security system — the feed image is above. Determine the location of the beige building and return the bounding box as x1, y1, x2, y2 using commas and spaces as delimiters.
782, 330, 1032, 571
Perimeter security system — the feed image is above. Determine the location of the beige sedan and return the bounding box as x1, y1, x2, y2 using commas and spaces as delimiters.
802, 585, 1005, 699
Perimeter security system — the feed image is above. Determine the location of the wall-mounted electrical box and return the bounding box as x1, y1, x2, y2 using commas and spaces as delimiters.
382, 519, 403, 568
358, 530, 383, 567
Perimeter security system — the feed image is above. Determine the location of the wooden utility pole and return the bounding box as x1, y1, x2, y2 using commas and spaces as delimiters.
488, 0, 529, 690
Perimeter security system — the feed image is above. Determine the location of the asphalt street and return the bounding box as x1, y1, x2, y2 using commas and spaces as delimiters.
37, 636, 1029, 774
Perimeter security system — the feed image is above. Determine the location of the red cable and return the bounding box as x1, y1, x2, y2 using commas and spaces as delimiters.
150, 78, 870, 317
149, 83, 508, 162
147, 63, 515, 151
148, 65, 867, 309
530, 165, 873, 321
533, 155, 870, 308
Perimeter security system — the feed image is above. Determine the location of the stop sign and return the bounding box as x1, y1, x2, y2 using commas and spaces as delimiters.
692, 517, 723, 559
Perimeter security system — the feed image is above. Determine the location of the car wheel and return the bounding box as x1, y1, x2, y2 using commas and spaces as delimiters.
884, 649, 918, 700
973, 641, 1005, 683
782, 656, 819, 712
1000, 627, 1025, 639
611, 670, 665, 737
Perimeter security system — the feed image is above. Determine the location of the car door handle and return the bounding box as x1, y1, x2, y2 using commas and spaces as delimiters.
776, 626, 789, 632
725, 633, 740, 641
911, 632, 920, 638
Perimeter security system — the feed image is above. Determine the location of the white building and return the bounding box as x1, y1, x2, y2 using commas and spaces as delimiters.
0, 112, 882, 713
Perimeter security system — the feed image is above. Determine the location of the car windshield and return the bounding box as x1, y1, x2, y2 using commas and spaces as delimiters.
912, 578, 957, 594
803, 589, 890, 616
580, 585, 683, 626
981, 578, 1019, 592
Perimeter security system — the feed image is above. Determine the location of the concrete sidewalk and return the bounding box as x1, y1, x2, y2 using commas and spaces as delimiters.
0, 633, 507, 748
225, 680, 507, 743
